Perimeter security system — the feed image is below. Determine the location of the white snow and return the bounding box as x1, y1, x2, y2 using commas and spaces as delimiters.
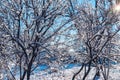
29, 64, 120, 80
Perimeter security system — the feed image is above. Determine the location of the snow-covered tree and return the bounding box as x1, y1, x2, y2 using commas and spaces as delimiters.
0, 0, 76, 80
68, 0, 120, 80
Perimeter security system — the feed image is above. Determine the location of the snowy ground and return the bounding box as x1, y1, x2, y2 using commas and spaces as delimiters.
29, 64, 120, 80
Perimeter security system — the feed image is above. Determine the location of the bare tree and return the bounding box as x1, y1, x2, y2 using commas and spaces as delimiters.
0, 0, 77, 80
69, 0, 120, 80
